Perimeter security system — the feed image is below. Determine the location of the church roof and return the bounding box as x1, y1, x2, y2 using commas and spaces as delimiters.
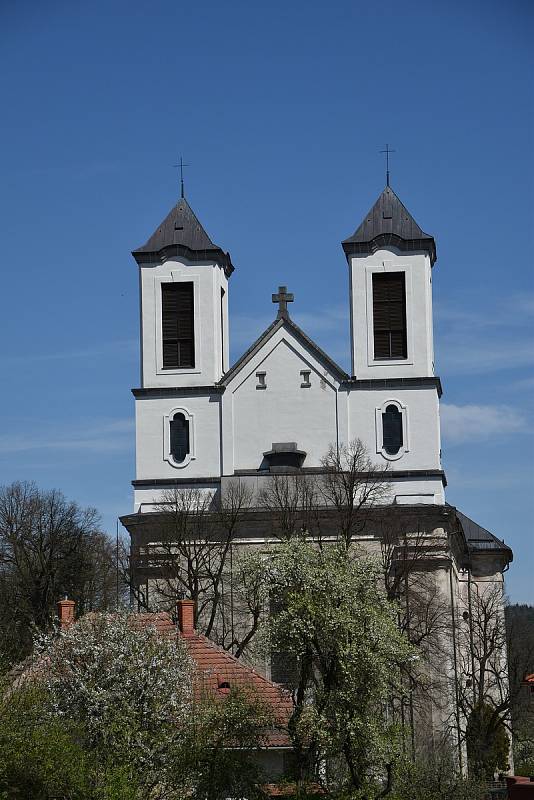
132, 197, 234, 276
342, 185, 436, 265
219, 315, 349, 387
456, 509, 513, 561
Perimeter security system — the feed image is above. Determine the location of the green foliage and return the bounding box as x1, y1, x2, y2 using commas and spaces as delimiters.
257, 539, 415, 794
0, 684, 92, 799
506, 603, 534, 776
31, 612, 193, 794
514, 735, 534, 778
176, 686, 276, 800
466, 702, 510, 779
0, 681, 150, 800
390, 754, 486, 800
0, 616, 277, 799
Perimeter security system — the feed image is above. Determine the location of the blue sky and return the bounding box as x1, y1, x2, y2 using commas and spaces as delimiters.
0, 0, 532, 602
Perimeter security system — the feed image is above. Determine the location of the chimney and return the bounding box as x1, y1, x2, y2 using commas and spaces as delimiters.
176, 599, 195, 635
57, 597, 76, 630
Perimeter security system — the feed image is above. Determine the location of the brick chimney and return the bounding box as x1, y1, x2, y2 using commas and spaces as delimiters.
57, 598, 76, 630
176, 599, 195, 635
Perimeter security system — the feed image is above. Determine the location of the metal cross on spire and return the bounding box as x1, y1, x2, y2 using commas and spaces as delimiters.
272, 285, 294, 319
380, 144, 396, 187
173, 156, 190, 198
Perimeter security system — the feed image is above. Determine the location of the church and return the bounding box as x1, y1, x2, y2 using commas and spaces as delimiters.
120, 180, 513, 760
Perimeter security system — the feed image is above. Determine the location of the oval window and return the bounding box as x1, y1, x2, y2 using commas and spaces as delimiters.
382, 405, 403, 455
170, 413, 190, 463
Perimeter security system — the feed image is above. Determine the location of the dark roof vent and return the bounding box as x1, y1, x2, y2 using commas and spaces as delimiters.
263, 442, 306, 471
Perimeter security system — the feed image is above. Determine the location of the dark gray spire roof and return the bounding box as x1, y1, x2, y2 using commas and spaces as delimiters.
342, 186, 436, 265
455, 510, 512, 560
132, 197, 234, 276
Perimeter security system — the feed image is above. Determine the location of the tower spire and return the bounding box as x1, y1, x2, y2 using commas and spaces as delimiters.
380, 144, 395, 187
173, 156, 189, 199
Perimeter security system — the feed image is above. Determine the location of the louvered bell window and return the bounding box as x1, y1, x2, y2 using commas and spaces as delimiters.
372, 272, 407, 360
170, 413, 189, 463
161, 282, 195, 369
382, 404, 403, 455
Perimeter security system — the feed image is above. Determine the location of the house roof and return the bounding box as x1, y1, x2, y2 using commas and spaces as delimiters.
132, 197, 234, 276
219, 314, 349, 386
135, 612, 292, 747
455, 509, 513, 561
342, 185, 436, 265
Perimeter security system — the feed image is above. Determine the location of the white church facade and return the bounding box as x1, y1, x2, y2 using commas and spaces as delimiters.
121, 182, 513, 761
129, 185, 444, 510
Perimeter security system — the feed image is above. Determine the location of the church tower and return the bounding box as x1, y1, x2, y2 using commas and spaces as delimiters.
131, 194, 234, 510
342, 186, 443, 504
342, 185, 436, 380
132, 196, 233, 388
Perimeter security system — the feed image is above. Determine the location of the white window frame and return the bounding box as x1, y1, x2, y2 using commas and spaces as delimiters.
164, 407, 196, 468
375, 398, 409, 461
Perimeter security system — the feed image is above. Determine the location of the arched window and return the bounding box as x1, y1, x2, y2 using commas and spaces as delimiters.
170, 413, 190, 463
382, 404, 403, 455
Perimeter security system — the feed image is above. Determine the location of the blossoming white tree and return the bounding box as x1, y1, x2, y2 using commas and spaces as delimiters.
255, 538, 416, 797
34, 613, 193, 794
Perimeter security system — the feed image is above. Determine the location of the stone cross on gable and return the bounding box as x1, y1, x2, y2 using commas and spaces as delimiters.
272, 285, 294, 319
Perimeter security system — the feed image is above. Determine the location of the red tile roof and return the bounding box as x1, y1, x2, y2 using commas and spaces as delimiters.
136, 612, 292, 747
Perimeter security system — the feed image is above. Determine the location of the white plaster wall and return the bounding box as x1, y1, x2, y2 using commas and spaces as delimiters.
349, 247, 434, 378
347, 386, 442, 471
139, 256, 229, 388
133, 484, 219, 513
388, 476, 445, 505
224, 333, 340, 473
220, 473, 444, 507
135, 395, 221, 480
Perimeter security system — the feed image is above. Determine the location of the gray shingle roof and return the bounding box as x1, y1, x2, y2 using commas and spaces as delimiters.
456, 509, 513, 560
342, 186, 436, 265
132, 197, 234, 275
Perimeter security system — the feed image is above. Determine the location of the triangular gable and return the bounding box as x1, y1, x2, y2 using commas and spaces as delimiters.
219, 316, 348, 387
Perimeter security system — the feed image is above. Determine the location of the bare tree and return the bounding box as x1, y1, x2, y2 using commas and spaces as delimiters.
0, 481, 116, 663
377, 516, 453, 758
257, 439, 391, 547
320, 439, 391, 548
455, 581, 524, 776
126, 480, 264, 654
258, 472, 322, 541
506, 603, 534, 773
